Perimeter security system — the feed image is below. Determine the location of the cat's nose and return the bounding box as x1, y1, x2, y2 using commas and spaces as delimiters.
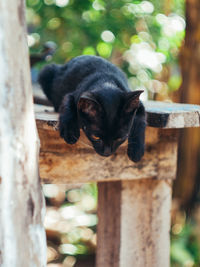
103, 146, 112, 157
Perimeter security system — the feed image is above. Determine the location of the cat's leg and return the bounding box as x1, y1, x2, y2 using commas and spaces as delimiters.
127, 101, 146, 162
59, 94, 80, 144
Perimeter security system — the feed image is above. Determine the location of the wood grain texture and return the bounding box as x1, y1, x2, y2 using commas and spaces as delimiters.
0, 2, 46, 266
97, 179, 171, 267
35, 104, 180, 183
145, 101, 200, 128
120, 179, 171, 267
38, 124, 178, 183
97, 182, 121, 267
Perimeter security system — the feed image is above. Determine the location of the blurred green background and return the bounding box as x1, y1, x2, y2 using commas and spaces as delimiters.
26, 0, 200, 266
27, 0, 185, 100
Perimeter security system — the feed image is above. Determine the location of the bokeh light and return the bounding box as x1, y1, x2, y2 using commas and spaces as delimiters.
101, 30, 115, 43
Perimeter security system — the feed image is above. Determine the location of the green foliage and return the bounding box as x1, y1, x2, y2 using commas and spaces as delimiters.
27, 0, 185, 98
171, 212, 200, 267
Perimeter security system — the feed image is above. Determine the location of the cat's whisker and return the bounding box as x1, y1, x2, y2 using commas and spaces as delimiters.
71, 135, 93, 148
77, 139, 93, 148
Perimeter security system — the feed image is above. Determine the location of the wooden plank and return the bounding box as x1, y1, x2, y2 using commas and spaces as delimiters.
145, 101, 200, 128
97, 179, 171, 267
38, 125, 178, 183
33, 85, 52, 106
0, 1, 46, 266
34, 99, 200, 129
34, 102, 192, 183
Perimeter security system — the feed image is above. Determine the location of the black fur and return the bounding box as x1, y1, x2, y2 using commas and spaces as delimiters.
38, 55, 146, 162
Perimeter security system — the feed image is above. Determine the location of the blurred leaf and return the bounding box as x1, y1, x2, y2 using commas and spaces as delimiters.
27, 0, 185, 99
168, 75, 182, 91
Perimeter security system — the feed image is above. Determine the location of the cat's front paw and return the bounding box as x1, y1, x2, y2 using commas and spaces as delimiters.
127, 144, 144, 162
59, 123, 80, 144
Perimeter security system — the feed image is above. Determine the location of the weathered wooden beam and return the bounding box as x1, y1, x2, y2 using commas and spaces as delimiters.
37, 119, 178, 183
0, 2, 46, 266
145, 100, 200, 128
97, 179, 172, 267
34, 99, 200, 129
97, 182, 121, 266
34, 102, 200, 183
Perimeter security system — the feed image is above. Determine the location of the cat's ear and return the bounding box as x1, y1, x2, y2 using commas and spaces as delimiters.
78, 93, 102, 117
124, 90, 144, 113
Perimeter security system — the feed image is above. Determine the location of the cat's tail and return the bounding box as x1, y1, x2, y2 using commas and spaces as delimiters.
38, 64, 58, 102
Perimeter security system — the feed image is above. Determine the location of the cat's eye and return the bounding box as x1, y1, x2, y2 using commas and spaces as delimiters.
91, 135, 101, 141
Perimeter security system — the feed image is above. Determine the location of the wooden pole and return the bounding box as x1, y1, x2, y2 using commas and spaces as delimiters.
96, 130, 177, 267
174, 0, 200, 210
97, 179, 172, 267
0, 1, 46, 266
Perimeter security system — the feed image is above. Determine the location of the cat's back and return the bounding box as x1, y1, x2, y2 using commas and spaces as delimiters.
60, 55, 125, 78
52, 55, 127, 94
39, 55, 129, 110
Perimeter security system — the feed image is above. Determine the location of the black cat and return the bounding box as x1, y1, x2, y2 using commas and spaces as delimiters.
38, 55, 146, 162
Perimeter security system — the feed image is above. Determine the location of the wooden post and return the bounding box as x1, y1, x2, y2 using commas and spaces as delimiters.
97, 179, 171, 267
0, 1, 46, 266
96, 130, 175, 267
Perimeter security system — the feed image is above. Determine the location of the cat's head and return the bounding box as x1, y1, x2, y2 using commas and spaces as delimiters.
77, 89, 143, 157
